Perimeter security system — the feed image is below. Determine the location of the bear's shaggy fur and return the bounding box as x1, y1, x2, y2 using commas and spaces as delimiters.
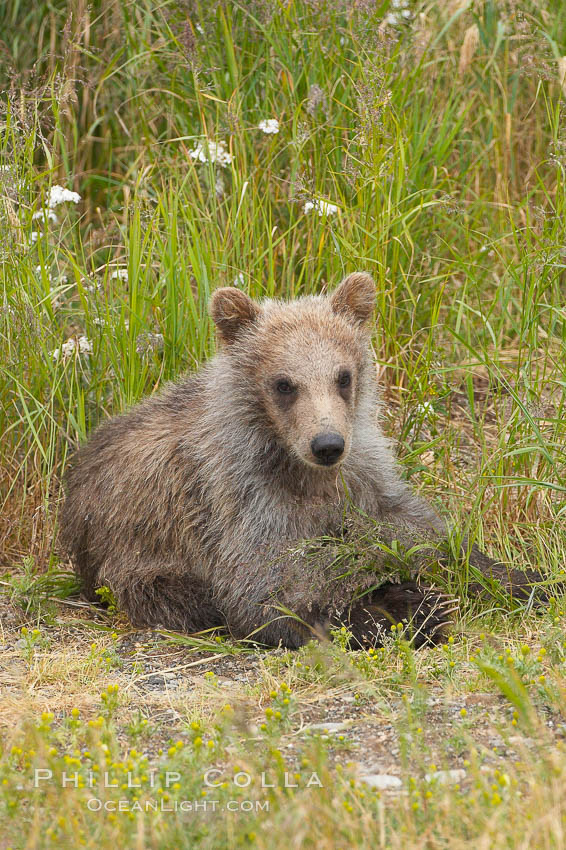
60, 273, 539, 648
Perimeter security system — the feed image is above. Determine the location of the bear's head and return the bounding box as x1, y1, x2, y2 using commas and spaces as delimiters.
210, 273, 376, 470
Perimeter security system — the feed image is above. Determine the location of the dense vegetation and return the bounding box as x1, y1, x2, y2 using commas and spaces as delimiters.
1, 1, 565, 847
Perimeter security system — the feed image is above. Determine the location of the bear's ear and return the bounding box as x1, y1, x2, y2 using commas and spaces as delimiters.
210, 287, 261, 345
330, 272, 375, 325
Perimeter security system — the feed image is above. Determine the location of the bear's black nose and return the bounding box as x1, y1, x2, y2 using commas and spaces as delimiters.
311, 432, 345, 466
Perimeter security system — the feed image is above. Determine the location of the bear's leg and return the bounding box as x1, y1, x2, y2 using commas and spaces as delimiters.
225, 583, 457, 651
98, 565, 224, 633
467, 545, 544, 603
379, 496, 546, 604
335, 582, 459, 649
226, 611, 314, 650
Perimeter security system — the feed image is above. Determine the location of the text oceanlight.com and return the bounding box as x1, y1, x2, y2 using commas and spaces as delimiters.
86, 798, 270, 813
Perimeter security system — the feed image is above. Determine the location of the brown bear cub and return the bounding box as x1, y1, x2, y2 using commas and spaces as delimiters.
61, 273, 540, 648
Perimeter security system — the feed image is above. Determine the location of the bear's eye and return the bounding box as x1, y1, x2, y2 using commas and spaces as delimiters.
338, 371, 351, 388
276, 379, 294, 395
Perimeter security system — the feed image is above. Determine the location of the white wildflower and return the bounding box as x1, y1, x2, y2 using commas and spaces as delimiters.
233, 272, 245, 287
30, 231, 39, 244
78, 335, 93, 354
32, 210, 59, 224
317, 200, 339, 216
417, 401, 435, 418
47, 185, 81, 208
110, 268, 128, 282
35, 265, 56, 284
52, 339, 75, 361
82, 276, 104, 293
385, 1, 411, 25
190, 139, 232, 167
258, 118, 280, 135
196, 23, 204, 35
303, 199, 339, 217
52, 335, 92, 361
